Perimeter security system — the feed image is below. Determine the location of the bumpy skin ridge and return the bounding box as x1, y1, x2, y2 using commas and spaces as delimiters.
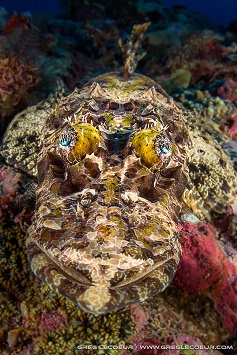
27, 72, 188, 314
1, 72, 236, 314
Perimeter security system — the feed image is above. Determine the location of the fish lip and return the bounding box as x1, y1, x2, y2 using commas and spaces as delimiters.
48, 237, 179, 288
110, 259, 162, 289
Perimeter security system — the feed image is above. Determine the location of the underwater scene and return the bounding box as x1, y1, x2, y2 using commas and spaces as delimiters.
0, 0, 237, 354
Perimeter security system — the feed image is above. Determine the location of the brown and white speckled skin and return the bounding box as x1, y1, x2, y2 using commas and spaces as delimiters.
1, 72, 236, 314
27, 72, 188, 314
183, 114, 237, 220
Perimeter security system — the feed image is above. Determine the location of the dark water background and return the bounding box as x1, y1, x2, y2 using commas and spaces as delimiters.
1, 0, 237, 25
164, 0, 237, 25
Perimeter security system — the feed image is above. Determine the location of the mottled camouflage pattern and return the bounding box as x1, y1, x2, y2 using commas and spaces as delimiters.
27, 72, 188, 314
1, 72, 236, 314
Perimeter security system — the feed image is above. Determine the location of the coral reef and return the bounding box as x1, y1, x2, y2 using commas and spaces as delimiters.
217, 78, 237, 103
0, 0, 237, 354
173, 88, 237, 141
130, 287, 228, 354
172, 222, 237, 335
0, 223, 135, 354
144, 30, 237, 96
0, 166, 34, 229
0, 51, 39, 133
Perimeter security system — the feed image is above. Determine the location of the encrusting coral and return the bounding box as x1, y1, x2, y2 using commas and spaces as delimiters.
0, 2, 237, 354
0, 52, 39, 116
0, 224, 135, 355
173, 89, 237, 143
173, 222, 237, 335
0, 166, 34, 229
130, 288, 228, 354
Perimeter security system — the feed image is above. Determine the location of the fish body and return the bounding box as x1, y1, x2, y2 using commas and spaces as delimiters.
27, 72, 188, 314
1, 71, 236, 314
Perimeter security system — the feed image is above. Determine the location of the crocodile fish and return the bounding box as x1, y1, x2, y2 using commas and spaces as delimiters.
1, 26, 236, 315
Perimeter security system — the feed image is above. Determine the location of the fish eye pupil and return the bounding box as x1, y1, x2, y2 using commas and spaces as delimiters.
160, 145, 170, 154
60, 139, 71, 147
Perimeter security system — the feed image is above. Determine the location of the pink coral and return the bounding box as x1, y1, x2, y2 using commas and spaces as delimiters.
3, 13, 29, 36
220, 114, 237, 142
130, 304, 148, 332
0, 167, 33, 229
172, 222, 237, 334
0, 52, 39, 117
0, 167, 20, 194
217, 78, 237, 102
0, 167, 20, 222
39, 311, 67, 335
228, 115, 237, 141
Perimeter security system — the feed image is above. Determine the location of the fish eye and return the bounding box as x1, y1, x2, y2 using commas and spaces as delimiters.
160, 145, 170, 154
154, 135, 172, 157
132, 129, 172, 169
58, 123, 100, 163
58, 125, 77, 153
60, 139, 71, 147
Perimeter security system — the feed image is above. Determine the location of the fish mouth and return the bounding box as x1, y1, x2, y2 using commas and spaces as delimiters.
27, 218, 181, 315
30, 230, 180, 292
29, 196, 180, 290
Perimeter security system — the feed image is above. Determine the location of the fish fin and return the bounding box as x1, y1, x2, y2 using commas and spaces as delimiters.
183, 115, 237, 220
1, 81, 66, 176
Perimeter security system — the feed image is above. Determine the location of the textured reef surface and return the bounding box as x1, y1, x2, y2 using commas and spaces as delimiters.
0, 0, 237, 354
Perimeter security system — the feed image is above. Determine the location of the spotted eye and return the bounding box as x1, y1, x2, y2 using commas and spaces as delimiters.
59, 123, 100, 163
155, 135, 172, 156
60, 139, 71, 147
132, 130, 172, 169
160, 145, 170, 154
58, 125, 77, 155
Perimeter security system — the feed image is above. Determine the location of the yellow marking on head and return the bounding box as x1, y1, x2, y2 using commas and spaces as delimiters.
104, 176, 119, 205
132, 129, 162, 168
71, 123, 100, 159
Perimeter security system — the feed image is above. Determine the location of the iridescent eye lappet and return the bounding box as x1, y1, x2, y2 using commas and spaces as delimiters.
1, 24, 236, 315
